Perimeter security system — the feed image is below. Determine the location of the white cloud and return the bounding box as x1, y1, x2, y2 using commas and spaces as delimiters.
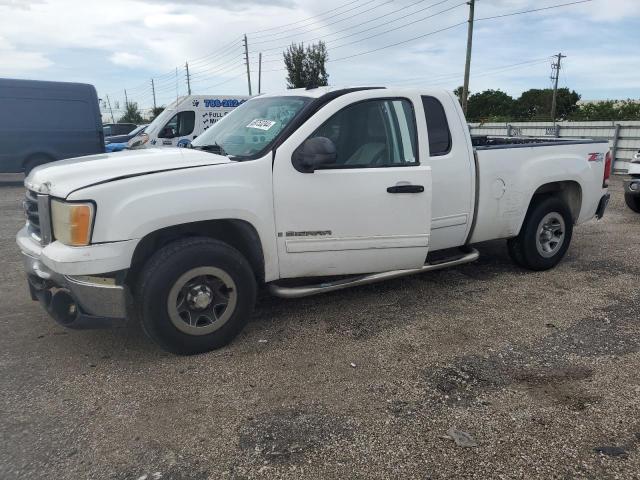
0, 36, 51, 75
109, 52, 145, 67
143, 13, 198, 28
0, 0, 45, 10
0, 0, 638, 102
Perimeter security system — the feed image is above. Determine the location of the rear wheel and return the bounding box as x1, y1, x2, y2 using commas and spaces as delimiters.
507, 196, 573, 271
625, 193, 640, 213
136, 237, 257, 355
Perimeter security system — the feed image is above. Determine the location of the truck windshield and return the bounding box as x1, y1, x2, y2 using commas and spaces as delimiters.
191, 96, 310, 158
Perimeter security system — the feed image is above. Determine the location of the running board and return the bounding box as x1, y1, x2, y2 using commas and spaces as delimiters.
268, 247, 480, 299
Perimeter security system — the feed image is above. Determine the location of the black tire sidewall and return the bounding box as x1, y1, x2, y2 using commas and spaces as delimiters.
625, 193, 640, 213
520, 196, 573, 271
139, 239, 256, 355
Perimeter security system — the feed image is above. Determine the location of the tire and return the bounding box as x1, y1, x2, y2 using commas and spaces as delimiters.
507, 196, 573, 271
136, 237, 257, 355
625, 193, 640, 213
23, 155, 53, 176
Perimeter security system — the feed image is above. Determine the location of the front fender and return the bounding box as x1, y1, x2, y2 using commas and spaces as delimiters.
67, 158, 279, 280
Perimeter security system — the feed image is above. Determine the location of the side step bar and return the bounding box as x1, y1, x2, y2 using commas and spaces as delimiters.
268, 247, 480, 299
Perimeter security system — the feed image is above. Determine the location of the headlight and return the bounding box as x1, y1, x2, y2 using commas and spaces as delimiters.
128, 133, 149, 149
51, 199, 94, 246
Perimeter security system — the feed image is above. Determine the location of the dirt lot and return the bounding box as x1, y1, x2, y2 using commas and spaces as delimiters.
1, 174, 639, 480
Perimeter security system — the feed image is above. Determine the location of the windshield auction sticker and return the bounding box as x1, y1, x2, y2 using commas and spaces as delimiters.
246, 119, 276, 131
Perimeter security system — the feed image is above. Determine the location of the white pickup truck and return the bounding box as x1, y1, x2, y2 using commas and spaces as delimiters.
18, 87, 611, 354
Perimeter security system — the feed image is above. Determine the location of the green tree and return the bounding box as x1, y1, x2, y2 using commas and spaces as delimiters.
119, 102, 144, 124
453, 86, 464, 102
515, 88, 581, 120
466, 89, 516, 121
148, 106, 165, 122
283, 41, 329, 89
570, 100, 640, 121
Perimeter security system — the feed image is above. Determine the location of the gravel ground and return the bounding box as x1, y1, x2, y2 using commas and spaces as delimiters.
1, 174, 639, 480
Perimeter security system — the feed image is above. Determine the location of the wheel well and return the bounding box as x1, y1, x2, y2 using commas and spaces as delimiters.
530, 181, 582, 223
126, 219, 265, 291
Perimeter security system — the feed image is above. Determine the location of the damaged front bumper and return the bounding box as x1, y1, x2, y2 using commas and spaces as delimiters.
18, 227, 128, 329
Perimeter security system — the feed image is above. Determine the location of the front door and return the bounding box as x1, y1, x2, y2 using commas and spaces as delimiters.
273, 95, 432, 279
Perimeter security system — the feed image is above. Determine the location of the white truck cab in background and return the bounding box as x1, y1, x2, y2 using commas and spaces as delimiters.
131, 95, 250, 149
18, 86, 611, 355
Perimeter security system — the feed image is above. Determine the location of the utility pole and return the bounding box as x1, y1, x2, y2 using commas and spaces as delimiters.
151, 78, 157, 110
243, 34, 252, 95
461, 0, 475, 115
124, 89, 129, 110
105, 94, 115, 123
185, 61, 192, 95
258, 52, 262, 94
550, 52, 566, 123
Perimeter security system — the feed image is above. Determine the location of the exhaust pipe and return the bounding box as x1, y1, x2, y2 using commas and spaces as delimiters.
49, 289, 80, 326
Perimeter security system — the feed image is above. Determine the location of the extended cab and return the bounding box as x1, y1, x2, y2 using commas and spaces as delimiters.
17, 87, 611, 354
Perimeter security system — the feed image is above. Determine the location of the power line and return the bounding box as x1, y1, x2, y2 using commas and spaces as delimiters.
251, 0, 395, 44
248, 0, 376, 37
326, 1, 592, 63
329, 2, 466, 50
330, 21, 467, 62
255, 0, 461, 55
476, 0, 593, 22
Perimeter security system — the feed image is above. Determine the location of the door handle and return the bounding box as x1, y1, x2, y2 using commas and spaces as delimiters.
387, 185, 424, 194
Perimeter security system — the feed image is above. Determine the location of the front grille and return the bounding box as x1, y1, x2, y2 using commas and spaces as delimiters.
24, 190, 41, 241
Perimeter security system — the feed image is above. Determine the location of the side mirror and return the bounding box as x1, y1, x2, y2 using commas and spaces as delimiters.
292, 137, 337, 173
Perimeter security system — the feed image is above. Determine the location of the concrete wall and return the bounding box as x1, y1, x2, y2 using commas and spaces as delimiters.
469, 121, 640, 173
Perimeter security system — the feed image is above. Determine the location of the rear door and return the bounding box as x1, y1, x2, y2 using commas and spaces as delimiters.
418, 94, 474, 249
273, 92, 432, 278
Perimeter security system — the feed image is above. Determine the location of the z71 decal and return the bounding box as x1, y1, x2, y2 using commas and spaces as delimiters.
588, 153, 604, 162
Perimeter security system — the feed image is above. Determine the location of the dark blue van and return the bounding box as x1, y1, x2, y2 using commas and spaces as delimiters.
0, 79, 105, 174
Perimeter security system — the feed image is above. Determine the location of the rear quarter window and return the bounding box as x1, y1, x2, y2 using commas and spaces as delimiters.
421, 96, 452, 156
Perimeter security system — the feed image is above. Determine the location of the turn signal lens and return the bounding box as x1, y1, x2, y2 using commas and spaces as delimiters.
51, 200, 94, 246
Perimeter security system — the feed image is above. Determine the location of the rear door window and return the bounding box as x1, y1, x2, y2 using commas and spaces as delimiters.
421, 96, 452, 156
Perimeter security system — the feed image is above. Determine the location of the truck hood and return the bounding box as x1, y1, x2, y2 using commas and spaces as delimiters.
25, 148, 232, 198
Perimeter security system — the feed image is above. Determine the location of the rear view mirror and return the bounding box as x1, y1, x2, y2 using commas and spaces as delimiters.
292, 137, 337, 173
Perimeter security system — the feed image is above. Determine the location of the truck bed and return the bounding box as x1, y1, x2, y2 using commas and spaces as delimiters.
470, 138, 609, 244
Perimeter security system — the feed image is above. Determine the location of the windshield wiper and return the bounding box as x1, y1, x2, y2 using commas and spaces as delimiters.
196, 142, 227, 156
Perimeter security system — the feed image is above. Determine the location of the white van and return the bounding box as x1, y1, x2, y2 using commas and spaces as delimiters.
130, 95, 251, 149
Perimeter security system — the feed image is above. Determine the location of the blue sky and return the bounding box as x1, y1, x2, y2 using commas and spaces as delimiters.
1, 0, 638, 117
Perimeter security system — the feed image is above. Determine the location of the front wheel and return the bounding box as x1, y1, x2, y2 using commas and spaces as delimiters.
625, 193, 640, 213
136, 237, 257, 355
507, 196, 573, 271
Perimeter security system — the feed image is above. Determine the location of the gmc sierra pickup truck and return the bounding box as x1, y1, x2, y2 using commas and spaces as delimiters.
17, 87, 611, 354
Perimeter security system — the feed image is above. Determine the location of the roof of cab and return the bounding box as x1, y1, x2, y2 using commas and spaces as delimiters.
258, 86, 385, 99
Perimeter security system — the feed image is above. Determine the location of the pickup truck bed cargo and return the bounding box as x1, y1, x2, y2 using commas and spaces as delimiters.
17, 86, 611, 354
